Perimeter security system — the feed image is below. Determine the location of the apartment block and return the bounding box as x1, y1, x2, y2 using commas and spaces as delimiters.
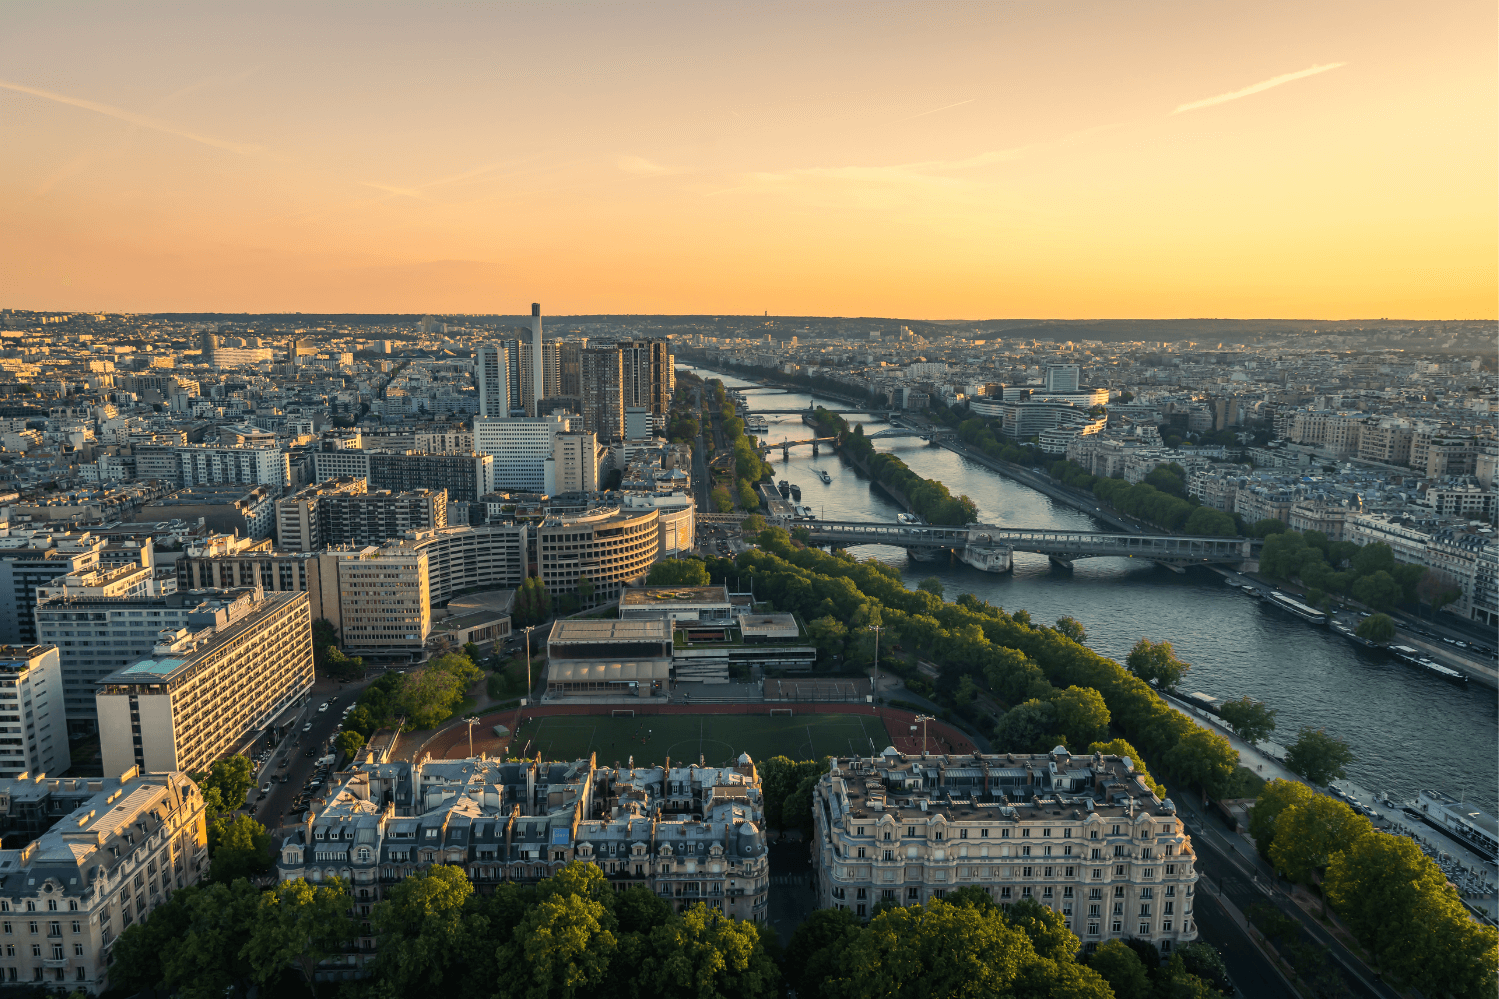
397, 524, 528, 603
0, 647, 70, 779
473, 416, 565, 492
0, 535, 108, 647
131, 443, 289, 489
368, 452, 492, 504
813, 749, 1198, 955
546, 430, 600, 494
276, 477, 447, 551
95, 590, 314, 778
580, 347, 625, 441
314, 546, 430, 651
0, 769, 208, 992
276, 753, 769, 949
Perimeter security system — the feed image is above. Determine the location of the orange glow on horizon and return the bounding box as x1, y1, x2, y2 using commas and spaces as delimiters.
0, 1, 1493, 318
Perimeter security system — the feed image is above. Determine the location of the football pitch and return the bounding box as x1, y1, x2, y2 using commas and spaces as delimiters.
512, 712, 892, 768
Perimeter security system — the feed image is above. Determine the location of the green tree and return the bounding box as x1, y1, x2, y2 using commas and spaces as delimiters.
1285, 726, 1355, 785
576, 575, 596, 605
917, 576, 945, 599
1176, 943, 1232, 994
1250, 518, 1290, 538
1325, 831, 1466, 973
1390, 884, 1499, 999
107, 891, 194, 994
496, 892, 618, 999
1351, 570, 1401, 611
399, 652, 484, 729
632, 903, 780, 999
737, 478, 760, 509
740, 513, 767, 534
1270, 795, 1373, 914
711, 485, 735, 513
245, 877, 356, 989
1183, 506, 1236, 536
1354, 613, 1396, 643
1125, 638, 1190, 690
1247, 778, 1317, 861
335, 729, 366, 760
208, 814, 273, 883
784, 908, 861, 997
646, 558, 711, 586
1417, 569, 1464, 617
1217, 696, 1277, 744
191, 754, 256, 815
783, 773, 818, 840
1162, 726, 1238, 799
824, 899, 1037, 998
1087, 939, 1151, 999
1005, 897, 1079, 962
1054, 616, 1087, 644
159, 879, 262, 997
995, 698, 1059, 753
371, 865, 476, 993
806, 615, 849, 664
1049, 686, 1110, 750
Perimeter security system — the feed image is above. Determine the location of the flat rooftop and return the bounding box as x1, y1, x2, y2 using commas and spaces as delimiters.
548, 618, 672, 643
620, 585, 730, 608
737, 613, 800, 639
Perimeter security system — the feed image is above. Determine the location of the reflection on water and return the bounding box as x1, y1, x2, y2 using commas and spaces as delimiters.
685, 366, 1499, 812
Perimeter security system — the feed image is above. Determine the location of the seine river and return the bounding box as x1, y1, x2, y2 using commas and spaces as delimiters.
687, 366, 1499, 814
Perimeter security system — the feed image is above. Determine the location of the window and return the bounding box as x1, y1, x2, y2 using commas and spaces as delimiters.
906, 887, 920, 900
1114, 886, 1125, 898
1090, 830, 1098, 839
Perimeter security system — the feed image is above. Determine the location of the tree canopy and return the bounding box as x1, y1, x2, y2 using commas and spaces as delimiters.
1284, 726, 1355, 785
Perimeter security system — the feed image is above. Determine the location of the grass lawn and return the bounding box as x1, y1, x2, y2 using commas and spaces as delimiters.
512, 711, 890, 768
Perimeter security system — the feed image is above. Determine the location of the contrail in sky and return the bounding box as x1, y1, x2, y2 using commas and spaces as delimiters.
895, 98, 975, 123
0, 77, 259, 154
1173, 63, 1346, 114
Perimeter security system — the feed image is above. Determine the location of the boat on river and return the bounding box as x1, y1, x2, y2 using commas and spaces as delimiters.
1265, 591, 1327, 624
1412, 790, 1498, 860
817, 468, 832, 484
1388, 645, 1468, 684
744, 414, 769, 433
789, 483, 802, 501
777, 480, 790, 499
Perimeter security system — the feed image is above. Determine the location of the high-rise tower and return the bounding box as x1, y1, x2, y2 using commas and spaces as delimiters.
474, 343, 511, 418
531, 303, 545, 418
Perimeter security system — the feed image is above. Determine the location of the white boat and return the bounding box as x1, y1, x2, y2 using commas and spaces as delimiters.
1389, 645, 1469, 683
1265, 591, 1327, 625
744, 414, 769, 432
1414, 790, 1498, 859
817, 468, 832, 484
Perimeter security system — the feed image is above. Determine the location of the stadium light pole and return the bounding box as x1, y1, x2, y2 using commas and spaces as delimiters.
914, 714, 935, 754
464, 715, 480, 757
523, 624, 541, 699
868, 625, 883, 703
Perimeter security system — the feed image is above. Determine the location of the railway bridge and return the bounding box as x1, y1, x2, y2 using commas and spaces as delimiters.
789, 520, 1256, 568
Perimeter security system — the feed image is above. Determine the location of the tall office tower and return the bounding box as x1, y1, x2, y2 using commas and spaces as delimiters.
540, 339, 562, 399
517, 342, 537, 416
546, 430, 600, 494
200, 332, 219, 366
473, 415, 565, 491
623, 339, 672, 415
531, 303, 545, 416
580, 347, 625, 442
495, 339, 530, 416
558, 338, 588, 396
474, 343, 511, 418
96, 589, 314, 778
1044, 364, 1081, 393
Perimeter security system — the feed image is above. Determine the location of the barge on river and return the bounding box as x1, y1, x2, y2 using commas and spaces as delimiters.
1265, 591, 1327, 625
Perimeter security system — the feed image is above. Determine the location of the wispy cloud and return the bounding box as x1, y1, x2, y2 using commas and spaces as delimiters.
893, 98, 975, 124
1173, 63, 1346, 115
0, 77, 261, 154
616, 156, 674, 176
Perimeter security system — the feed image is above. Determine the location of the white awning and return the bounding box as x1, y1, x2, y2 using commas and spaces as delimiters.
548, 659, 672, 683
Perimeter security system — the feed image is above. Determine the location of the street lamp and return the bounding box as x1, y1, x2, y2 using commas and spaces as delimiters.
522, 624, 542, 699
868, 625, 883, 705
914, 714, 935, 753
464, 715, 480, 758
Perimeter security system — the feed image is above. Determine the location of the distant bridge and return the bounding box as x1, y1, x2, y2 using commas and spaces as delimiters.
789, 520, 1256, 567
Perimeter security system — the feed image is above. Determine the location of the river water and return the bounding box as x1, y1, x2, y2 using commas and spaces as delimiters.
688, 366, 1499, 814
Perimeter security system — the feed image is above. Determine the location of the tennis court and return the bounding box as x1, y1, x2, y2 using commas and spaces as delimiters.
509, 711, 890, 767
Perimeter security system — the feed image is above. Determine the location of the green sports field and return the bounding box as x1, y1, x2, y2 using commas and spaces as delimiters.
511, 712, 891, 768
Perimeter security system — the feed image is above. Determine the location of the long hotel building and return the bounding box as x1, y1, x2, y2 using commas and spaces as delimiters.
813, 749, 1199, 955
95, 590, 314, 778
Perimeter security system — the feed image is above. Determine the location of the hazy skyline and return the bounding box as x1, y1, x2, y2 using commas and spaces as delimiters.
2, 1, 1494, 318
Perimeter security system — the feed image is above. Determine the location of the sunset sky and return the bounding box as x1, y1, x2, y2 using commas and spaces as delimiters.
2, 1, 1494, 318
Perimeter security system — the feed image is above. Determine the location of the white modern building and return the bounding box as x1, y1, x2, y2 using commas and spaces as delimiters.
546, 430, 600, 494
474, 416, 566, 492
0, 646, 70, 779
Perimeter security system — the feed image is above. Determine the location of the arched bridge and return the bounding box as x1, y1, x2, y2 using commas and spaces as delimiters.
789, 520, 1256, 566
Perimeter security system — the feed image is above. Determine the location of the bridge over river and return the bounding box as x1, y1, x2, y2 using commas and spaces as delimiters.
788, 519, 1256, 569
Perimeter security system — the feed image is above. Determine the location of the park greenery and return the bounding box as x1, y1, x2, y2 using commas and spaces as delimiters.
646, 558, 712, 587
312, 618, 365, 681
187, 755, 276, 884
1256, 527, 1454, 615
1215, 696, 1278, 745
112, 861, 780, 998
342, 652, 483, 736
785, 892, 1228, 999
1250, 779, 1497, 997
694, 533, 1243, 800
1282, 726, 1356, 785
